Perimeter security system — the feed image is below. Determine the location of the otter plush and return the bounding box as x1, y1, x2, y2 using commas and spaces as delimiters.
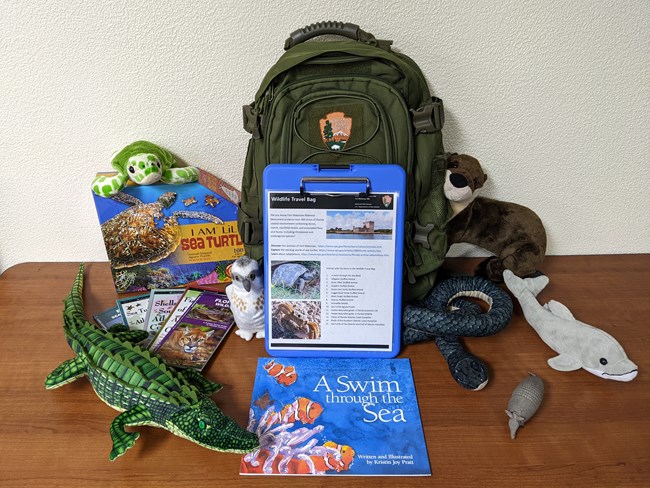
445, 154, 547, 281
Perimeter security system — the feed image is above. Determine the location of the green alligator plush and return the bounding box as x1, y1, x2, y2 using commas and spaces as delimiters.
45, 264, 259, 460
91, 140, 199, 197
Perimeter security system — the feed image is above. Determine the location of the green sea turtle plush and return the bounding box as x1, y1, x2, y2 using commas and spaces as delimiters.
92, 141, 199, 197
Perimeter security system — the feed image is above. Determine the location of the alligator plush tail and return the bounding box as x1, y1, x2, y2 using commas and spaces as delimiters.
402, 275, 513, 390
47, 264, 149, 387
63, 263, 86, 332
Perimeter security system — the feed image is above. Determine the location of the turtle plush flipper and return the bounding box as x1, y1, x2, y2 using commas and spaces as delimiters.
92, 173, 128, 197
109, 404, 153, 461
161, 166, 199, 185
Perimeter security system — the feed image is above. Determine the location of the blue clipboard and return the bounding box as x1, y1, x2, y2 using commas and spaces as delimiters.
263, 164, 405, 358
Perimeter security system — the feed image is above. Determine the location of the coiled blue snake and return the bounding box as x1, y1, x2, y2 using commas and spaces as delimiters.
402, 275, 513, 390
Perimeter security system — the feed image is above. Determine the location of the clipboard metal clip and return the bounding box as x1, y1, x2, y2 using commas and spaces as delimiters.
300, 177, 371, 196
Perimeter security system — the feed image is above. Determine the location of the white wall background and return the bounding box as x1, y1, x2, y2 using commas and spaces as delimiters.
1, 0, 648, 274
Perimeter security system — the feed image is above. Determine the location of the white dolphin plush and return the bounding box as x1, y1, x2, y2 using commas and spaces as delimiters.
503, 270, 638, 382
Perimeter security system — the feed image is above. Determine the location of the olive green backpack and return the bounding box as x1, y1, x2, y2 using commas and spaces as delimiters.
238, 22, 451, 301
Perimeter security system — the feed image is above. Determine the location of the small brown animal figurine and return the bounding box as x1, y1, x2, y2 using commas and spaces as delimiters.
444, 153, 547, 282
182, 196, 197, 206
204, 194, 220, 207
505, 373, 544, 439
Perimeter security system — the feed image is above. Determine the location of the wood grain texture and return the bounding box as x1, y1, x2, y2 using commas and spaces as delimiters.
0, 257, 648, 488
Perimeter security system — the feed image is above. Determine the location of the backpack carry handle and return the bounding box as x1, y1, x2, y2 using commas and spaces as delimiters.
284, 21, 378, 50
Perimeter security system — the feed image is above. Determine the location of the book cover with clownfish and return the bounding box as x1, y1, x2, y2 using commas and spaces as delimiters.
240, 357, 430, 476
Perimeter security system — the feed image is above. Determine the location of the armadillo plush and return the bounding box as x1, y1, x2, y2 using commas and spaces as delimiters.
91, 141, 199, 197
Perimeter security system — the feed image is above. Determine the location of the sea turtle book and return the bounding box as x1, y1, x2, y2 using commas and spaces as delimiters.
116, 293, 150, 331
92, 168, 244, 293
240, 357, 430, 476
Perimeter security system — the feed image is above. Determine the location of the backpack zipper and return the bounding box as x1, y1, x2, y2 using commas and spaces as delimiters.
301, 55, 374, 65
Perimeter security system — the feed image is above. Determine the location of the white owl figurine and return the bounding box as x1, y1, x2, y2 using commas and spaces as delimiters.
226, 256, 265, 341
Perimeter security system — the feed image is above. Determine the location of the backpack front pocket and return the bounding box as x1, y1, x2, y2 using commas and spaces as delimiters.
291, 91, 388, 164
265, 77, 412, 171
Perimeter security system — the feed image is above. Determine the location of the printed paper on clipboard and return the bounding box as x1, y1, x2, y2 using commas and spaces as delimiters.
262, 164, 405, 358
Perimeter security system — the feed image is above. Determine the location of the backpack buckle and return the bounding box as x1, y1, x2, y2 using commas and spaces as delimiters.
413, 221, 435, 249
243, 104, 262, 139
411, 97, 445, 134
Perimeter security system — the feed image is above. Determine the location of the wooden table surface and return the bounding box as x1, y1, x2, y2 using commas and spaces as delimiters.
0, 256, 648, 487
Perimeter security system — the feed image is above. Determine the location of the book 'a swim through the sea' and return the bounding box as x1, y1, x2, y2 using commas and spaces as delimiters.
240, 357, 430, 476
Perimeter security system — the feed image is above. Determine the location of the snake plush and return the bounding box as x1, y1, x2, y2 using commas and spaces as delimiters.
402, 275, 513, 390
